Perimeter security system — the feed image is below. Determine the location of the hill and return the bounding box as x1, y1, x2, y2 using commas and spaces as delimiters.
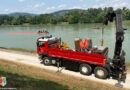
8, 12, 38, 17
52, 9, 85, 16
0, 9, 83, 17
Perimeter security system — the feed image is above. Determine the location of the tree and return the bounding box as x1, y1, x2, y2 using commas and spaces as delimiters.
68, 10, 79, 24
0, 7, 130, 25
24, 15, 32, 23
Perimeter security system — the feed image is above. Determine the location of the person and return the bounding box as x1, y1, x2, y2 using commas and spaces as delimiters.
38, 30, 40, 34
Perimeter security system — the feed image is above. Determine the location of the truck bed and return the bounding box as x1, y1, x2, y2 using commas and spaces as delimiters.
48, 48, 108, 66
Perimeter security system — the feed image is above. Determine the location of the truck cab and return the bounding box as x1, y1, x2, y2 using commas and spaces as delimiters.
37, 36, 61, 55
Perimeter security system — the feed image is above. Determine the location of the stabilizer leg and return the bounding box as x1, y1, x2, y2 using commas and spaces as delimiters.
56, 59, 65, 73
115, 73, 123, 88
115, 80, 123, 88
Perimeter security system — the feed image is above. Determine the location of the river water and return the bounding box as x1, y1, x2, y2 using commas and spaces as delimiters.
0, 23, 129, 62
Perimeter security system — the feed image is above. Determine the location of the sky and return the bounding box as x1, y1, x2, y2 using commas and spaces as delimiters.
0, 0, 130, 14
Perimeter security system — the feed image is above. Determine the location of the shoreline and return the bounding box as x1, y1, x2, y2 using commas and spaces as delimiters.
0, 20, 130, 26
0, 20, 129, 27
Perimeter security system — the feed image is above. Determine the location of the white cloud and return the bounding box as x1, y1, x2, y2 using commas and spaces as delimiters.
113, 0, 120, 2
11, 9, 19, 12
4, 9, 19, 13
19, 0, 25, 2
79, 0, 84, 2
112, 2, 127, 8
4, 9, 9, 12
58, 4, 66, 9
96, 0, 101, 2
92, 4, 105, 8
47, 6, 56, 10
92, 1, 128, 9
20, 2, 45, 14
96, 0, 119, 2
71, 6, 81, 9
69, 6, 87, 9
34, 3, 45, 8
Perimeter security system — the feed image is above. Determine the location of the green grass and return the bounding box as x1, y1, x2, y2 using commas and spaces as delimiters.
123, 20, 130, 23
0, 71, 69, 90
0, 61, 69, 90
126, 63, 130, 67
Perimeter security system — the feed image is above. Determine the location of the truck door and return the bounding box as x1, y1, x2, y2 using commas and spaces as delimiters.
37, 41, 47, 54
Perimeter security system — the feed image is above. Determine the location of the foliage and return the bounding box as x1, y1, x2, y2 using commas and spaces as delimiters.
0, 7, 130, 25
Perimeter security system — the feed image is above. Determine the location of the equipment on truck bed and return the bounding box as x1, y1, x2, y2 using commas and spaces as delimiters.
37, 10, 127, 87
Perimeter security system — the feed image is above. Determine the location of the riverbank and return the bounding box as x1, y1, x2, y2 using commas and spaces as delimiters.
0, 20, 129, 26
123, 20, 130, 23
0, 59, 127, 90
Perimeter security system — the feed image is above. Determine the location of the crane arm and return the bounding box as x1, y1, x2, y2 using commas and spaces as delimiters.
104, 10, 127, 84
103, 10, 125, 59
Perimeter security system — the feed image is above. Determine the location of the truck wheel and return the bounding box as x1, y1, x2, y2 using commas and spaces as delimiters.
79, 64, 92, 75
51, 59, 57, 65
94, 67, 108, 79
42, 57, 51, 66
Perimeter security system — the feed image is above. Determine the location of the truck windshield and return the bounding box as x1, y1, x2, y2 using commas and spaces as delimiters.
39, 42, 45, 47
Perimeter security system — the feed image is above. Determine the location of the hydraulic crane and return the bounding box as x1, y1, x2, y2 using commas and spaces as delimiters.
104, 10, 127, 87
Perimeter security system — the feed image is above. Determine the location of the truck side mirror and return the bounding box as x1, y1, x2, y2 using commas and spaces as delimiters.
36, 42, 39, 46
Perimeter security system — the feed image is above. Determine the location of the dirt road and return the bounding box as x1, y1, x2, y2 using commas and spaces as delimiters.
0, 49, 130, 89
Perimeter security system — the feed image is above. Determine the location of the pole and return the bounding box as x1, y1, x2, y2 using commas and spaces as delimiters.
100, 27, 104, 46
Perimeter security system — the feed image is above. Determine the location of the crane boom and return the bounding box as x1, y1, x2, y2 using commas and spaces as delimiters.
104, 10, 127, 86
103, 10, 126, 59
114, 11, 124, 59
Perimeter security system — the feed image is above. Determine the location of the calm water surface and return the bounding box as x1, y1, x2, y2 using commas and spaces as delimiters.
0, 23, 129, 62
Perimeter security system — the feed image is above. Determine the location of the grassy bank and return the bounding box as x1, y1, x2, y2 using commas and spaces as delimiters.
0, 59, 127, 90
0, 20, 129, 27
123, 20, 130, 23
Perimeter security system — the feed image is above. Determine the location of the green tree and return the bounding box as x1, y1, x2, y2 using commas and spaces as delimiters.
68, 10, 79, 24
24, 15, 32, 23
0, 7, 130, 25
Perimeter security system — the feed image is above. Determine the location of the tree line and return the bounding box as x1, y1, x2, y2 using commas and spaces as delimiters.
0, 7, 130, 25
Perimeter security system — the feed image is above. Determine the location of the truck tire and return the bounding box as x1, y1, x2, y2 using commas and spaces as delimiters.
51, 58, 57, 65
42, 57, 51, 66
79, 64, 92, 75
94, 67, 108, 79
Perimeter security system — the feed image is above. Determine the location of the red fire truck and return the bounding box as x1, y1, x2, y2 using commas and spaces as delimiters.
37, 10, 127, 84
37, 36, 110, 78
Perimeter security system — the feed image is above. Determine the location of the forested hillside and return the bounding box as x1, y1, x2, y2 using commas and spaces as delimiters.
0, 7, 130, 25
